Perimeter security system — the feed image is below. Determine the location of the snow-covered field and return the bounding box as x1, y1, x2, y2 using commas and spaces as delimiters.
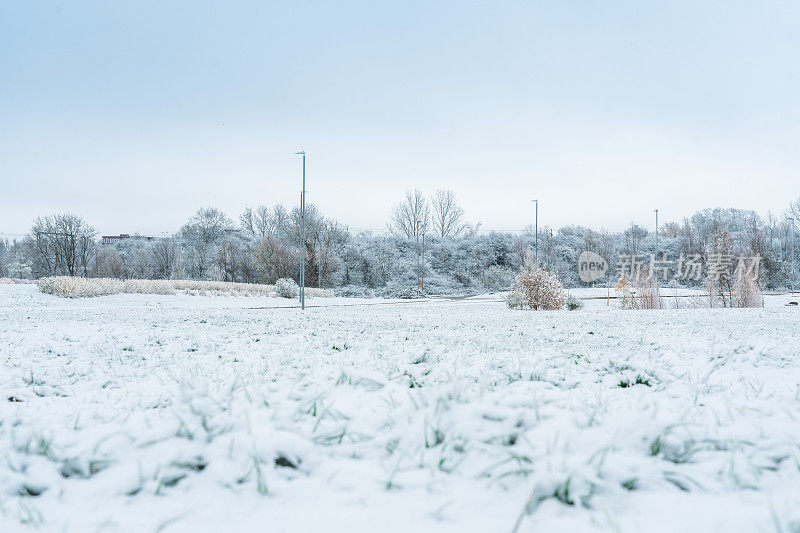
2, 284, 800, 532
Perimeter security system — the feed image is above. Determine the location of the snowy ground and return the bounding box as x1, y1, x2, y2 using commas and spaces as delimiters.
2, 284, 800, 532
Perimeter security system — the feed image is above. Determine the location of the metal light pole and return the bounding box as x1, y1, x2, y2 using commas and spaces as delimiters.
295, 151, 306, 309
654, 209, 659, 256
532, 199, 538, 266
790, 217, 796, 294
421, 232, 425, 294
415, 224, 420, 292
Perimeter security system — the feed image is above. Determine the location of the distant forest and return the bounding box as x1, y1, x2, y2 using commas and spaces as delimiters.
3, 191, 799, 295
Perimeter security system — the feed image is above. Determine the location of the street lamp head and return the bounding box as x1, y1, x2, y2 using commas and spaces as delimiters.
294, 151, 305, 155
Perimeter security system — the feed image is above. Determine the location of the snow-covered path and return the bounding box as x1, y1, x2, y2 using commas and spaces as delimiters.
2, 284, 799, 532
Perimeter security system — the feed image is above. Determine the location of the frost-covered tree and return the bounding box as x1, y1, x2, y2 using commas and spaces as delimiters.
623, 223, 648, 255
253, 236, 298, 284
7, 250, 32, 279
430, 189, 469, 239
790, 196, 800, 222
180, 207, 233, 279
96, 247, 125, 278
0, 239, 10, 277
25, 213, 96, 277
217, 238, 243, 282
480, 264, 515, 291
316, 220, 349, 287
389, 189, 429, 238
152, 238, 178, 279
240, 205, 288, 240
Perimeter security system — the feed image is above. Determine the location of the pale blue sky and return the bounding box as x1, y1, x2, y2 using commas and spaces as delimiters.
2, 1, 799, 237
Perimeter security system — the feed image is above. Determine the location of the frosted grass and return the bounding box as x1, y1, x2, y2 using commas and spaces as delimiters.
1, 284, 799, 532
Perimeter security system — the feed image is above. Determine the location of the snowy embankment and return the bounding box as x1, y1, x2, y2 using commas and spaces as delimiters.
1, 283, 799, 532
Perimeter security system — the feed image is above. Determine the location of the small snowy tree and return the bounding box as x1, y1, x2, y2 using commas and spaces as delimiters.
634, 270, 662, 309
507, 265, 566, 310
732, 267, 762, 308
506, 289, 527, 309
615, 274, 638, 310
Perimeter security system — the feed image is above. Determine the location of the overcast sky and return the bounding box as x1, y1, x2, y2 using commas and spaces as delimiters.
2, 1, 799, 238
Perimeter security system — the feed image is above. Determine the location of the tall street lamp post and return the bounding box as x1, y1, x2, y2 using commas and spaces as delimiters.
790, 217, 796, 294
655, 209, 659, 256
295, 151, 306, 310
532, 199, 538, 266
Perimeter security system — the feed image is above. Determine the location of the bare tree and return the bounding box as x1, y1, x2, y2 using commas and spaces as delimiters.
317, 220, 349, 287
253, 236, 299, 283
26, 213, 96, 277
388, 189, 430, 238
430, 189, 468, 239
96, 247, 125, 278
239, 207, 258, 237
152, 238, 178, 279
286, 203, 324, 246
623, 223, 648, 255
240, 205, 288, 239
217, 239, 242, 282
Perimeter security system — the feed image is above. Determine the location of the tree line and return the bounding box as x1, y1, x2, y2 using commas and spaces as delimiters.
2, 191, 799, 294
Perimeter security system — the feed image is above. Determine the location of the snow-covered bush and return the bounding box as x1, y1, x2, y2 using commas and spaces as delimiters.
417, 272, 463, 295
382, 281, 424, 299
506, 266, 566, 310
566, 295, 583, 310
334, 285, 376, 298
732, 271, 762, 308
480, 265, 515, 291
275, 278, 300, 298
506, 289, 527, 309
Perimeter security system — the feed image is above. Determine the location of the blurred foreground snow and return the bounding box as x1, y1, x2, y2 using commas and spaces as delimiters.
1, 284, 799, 532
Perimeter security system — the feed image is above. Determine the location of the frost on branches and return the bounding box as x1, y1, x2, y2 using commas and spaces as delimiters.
506, 265, 566, 310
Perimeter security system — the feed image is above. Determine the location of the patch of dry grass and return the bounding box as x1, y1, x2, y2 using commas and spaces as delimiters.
37, 277, 334, 298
